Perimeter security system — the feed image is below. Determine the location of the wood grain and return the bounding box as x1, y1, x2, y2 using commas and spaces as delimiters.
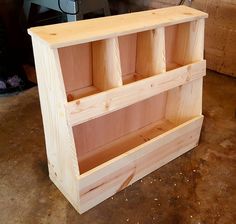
31, 38, 80, 212
136, 28, 166, 76
58, 43, 92, 93
92, 37, 123, 91
28, 6, 208, 48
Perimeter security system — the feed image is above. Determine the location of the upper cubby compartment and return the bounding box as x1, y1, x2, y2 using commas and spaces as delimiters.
119, 28, 166, 84
47, 6, 207, 102
58, 37, 123, 102
59, 28, 167, 102
58, 43, 98, 101
165, 19, 205, 71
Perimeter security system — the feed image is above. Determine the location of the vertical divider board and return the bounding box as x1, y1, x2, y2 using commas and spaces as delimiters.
28, 6, 208, 214
136, 27, 166, 76
92, 37, 123, 90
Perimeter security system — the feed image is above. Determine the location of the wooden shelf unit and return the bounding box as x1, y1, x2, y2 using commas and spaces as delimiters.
29, 6, 208, 214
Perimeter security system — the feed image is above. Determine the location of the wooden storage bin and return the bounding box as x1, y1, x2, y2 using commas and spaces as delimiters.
28, 6, 208, 214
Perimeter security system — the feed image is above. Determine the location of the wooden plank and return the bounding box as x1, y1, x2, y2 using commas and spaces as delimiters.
31, 38, 80, 211
92, 37, 123, 90
77, 116, 203, 213
28, 6, 208, 48
136, 27, 166, 76
67, 60, 206, 126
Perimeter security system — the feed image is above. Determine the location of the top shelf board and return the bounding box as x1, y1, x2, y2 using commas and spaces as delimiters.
28, 6, 208, 49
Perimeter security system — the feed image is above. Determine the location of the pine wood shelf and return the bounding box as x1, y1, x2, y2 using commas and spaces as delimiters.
29, 5, 208, 214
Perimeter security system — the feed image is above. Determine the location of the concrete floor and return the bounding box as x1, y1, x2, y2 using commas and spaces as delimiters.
0, 70, 235, 224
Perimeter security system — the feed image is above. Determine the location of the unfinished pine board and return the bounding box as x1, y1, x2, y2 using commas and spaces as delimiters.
31, 40, 80, 210
29, 6, 207, 214
136, 28, 166, 76
92, 37, 123, 90
28, 6, 207, 48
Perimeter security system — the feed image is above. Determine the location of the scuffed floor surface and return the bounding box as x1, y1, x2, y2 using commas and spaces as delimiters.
0, 70, 235, 224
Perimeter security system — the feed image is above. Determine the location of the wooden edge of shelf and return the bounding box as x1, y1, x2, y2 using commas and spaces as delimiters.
66, 60, 206, 127
28, 6, 208, 49
76, 115, 203, 213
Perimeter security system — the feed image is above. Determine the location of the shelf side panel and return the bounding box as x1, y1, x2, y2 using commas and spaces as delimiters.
92, 37, 123, 91
136, 27, 166, 77
31, 38, 80, 211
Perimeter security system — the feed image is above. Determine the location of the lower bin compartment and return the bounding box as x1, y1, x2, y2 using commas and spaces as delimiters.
73, 93, 167, 172
79, 118, 174, 173
77, 115, 203, 213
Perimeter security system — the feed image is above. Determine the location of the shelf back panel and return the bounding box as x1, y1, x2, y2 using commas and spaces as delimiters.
119, 34, 137, 76
58, 43, 92, 93
165, 25, 178, 70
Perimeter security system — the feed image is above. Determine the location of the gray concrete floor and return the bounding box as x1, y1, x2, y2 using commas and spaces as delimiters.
0, 70, 235, 224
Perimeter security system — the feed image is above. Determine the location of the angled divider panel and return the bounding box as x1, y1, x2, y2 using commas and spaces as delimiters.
92, 37, 123, 91
136, 27, 166, 77
165, 19, 205, 125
